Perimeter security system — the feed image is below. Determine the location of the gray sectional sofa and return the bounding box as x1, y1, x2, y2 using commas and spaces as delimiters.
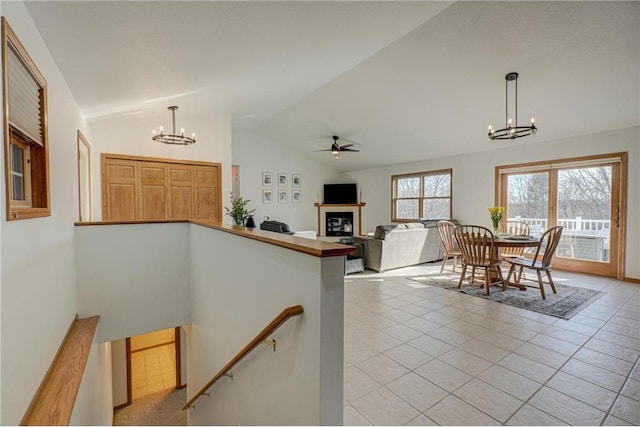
351, 220, 445, 272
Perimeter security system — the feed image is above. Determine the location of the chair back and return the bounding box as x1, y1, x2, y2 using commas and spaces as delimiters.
454, 225, 498, 267
500, 220, 530, 236
437, 220, 458, 254
500, 220, 531, 257
531, 226, 564, 267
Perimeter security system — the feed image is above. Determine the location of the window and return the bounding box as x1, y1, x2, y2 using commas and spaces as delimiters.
392, 169, 452, 221
2, 17, 50, 220
10, 134, 29, 205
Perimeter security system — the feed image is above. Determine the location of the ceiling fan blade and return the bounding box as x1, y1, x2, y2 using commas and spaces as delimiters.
314, 149, 332, 152
342, 148, 360, 152
340, 144, 354, 149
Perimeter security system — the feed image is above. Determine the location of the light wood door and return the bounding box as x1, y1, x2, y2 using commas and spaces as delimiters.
77, 131, 91, 221
102, 154, 221, 223
138, 162, 168, 220
169, 164, 194, 220
194, 165, 220, 222
103, 159, 138, 220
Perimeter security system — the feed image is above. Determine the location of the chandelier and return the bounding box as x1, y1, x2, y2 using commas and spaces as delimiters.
488, 72, 537, 140
152, 106, 196, 145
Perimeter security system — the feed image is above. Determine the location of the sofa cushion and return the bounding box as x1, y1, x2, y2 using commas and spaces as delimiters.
420, 219, 459, 228
404, 222, 425, 229
373, 224, 405, 239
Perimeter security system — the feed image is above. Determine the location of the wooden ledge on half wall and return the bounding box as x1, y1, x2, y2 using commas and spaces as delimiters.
74, 219, 355, 258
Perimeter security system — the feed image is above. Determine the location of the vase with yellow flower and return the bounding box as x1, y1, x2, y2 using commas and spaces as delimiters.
488, 206, 504, 236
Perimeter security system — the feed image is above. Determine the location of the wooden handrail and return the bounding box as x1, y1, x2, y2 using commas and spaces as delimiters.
21, 316, 99, 425
182, 305, 304, 410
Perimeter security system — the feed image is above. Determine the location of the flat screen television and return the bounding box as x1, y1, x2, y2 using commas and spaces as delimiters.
324, 183, 358, 204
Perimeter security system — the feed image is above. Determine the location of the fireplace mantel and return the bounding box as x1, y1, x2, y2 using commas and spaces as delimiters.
314, 202, 366, 238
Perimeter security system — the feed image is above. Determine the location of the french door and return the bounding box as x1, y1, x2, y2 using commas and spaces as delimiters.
498, 153, 627, 278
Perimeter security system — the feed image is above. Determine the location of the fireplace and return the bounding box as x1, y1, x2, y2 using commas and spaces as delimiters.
325, 212, 354, 237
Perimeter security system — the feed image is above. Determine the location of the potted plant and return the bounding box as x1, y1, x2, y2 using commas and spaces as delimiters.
225, 193, 255, 226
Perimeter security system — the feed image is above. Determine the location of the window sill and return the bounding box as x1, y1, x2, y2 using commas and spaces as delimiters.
8, 207, 51, 221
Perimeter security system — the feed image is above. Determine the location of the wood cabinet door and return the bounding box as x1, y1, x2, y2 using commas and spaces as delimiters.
102, 155, 221, 223
138, 162, 168, 220
168, 164, 194, 220
103, 158, 138, 220
194, 165, 220, 222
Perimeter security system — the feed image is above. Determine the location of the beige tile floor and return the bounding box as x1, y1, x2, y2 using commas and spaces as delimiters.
131, 343, 176, 399
343, 263, 640, 426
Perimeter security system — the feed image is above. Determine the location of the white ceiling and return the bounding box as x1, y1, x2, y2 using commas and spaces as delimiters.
25, 1, 640, 172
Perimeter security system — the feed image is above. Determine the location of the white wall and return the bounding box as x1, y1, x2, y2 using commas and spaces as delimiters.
0, 2, 109, 424
88, 110, 232, 221
343, 126, 640, 279
69, 340, 113, 426
111, 339, 128, 408
0, 1, 4, 418
187, 224, 343, 425
232, 131, 341, 231
75, 223, 191, 343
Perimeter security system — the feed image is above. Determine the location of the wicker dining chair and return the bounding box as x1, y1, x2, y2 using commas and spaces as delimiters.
454, 225, 505, 295
437, 220, 461, 273
505, 226, 563, 299
499, 220, 531, 264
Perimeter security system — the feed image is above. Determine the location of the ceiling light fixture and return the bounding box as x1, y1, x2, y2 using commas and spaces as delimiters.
152, 106, 196, 145
488, 72, 537, 140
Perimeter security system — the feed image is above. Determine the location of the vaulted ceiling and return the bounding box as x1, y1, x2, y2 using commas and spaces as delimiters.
25, 1, 640, 172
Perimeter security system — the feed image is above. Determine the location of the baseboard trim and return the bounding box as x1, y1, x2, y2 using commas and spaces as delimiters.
113, 401, 130, 410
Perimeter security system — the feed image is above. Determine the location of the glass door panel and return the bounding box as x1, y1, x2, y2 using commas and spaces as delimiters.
505, 172, 549, 237
554, 166, 613, 271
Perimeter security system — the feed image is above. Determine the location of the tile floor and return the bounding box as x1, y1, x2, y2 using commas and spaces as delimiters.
343, 263, 640, 425
131, 343, 176, 399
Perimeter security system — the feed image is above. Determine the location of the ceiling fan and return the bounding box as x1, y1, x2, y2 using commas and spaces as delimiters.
316, 135, 360, 159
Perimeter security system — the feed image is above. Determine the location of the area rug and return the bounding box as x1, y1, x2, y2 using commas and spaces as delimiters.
407, 274, 605, 320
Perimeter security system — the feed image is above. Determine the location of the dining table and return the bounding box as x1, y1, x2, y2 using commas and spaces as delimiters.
494, 234, 541, 249
492, 234, 541, 290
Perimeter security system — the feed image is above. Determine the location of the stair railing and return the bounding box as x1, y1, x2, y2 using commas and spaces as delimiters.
182, 304, 304, 410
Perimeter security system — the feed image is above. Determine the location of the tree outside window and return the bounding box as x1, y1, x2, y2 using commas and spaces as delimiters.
392, 169, 452, 221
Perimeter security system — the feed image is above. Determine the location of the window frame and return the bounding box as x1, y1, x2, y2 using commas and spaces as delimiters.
391, 168, 452, 222
2, 17, 50, 220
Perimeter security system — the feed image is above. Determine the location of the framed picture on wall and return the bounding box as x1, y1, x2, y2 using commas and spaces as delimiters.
278, 189, 288, 203
292, 190, 301, 203
278, 173, 288, 186
292, 173, 302, 187
262, 189, 273, 204
262, 172, 273, 186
